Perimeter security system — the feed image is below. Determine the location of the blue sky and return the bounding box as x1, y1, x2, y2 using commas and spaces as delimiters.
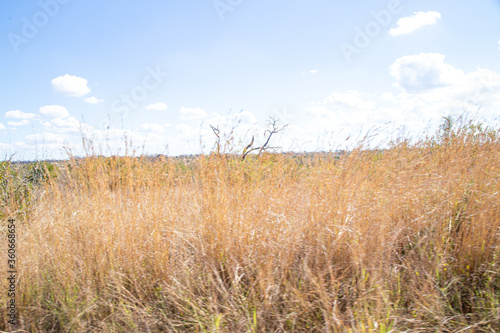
1, 0, 500, 160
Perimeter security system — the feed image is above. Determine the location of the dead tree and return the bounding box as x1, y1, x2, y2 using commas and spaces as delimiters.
242, 116, 288, 160
210, 124, 221, 156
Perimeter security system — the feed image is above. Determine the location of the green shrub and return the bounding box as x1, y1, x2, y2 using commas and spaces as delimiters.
0, 161, 59, 220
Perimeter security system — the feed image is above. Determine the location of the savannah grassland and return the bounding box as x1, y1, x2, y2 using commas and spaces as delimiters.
1, 120, 500, 332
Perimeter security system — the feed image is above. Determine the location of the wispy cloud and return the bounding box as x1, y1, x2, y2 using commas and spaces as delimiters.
7, 120, 31, 126
179, 107, 207, 120
139, 123, 165, 133
39, 105, 70, 118
389, 11, 441, 36
302, 70, 318, 76
146, 102, 168, 110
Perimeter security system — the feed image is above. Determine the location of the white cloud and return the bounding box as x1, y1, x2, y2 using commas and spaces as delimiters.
321, 90, 376, 109
381, 93, 397, 103
0, 123, 6, 130
302, 70, 318, 76
179, 107, 208, 120
389, 11, 441, 36
7, 120, 30, 126
146, 102, 168, 110
39, 105, 70, 119
237, 110, 257, 124
207, 110, 258, 128
389, 53, 464, 92
91, 129, 160, 148
304, 90, 386, 131
43, 116, 82, 133
498, 38, 500, 51
51, 74, 91, 97
84, 96, 103, 104
139, 123, 165, 133
176, 124, 194, 136
297, 54, 500, 149
5, 110, 37, 119
25, 132, 66, 144
304, 105, 331, 117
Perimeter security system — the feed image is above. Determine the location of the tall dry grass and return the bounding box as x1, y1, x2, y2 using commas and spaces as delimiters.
1, 120, 500, 332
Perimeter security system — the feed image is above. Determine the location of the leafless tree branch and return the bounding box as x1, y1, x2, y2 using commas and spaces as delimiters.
242, 116, 288, 160
210, 124, 221, 156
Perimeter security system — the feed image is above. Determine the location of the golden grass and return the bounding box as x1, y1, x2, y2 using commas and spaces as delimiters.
2, 121, 500, 332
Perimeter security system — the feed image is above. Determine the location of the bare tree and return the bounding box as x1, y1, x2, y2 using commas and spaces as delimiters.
209, 116, 287, 160
241, 116, 288, 160
210, 124, 221, 156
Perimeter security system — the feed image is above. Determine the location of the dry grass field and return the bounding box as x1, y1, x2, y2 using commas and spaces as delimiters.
1, 119, 500, 332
